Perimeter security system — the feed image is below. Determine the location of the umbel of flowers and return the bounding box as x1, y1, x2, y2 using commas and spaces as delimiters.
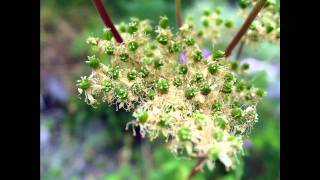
77, 14, 266, 171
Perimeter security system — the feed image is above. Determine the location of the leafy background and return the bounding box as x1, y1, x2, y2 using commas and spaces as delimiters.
40, 0, 279, 179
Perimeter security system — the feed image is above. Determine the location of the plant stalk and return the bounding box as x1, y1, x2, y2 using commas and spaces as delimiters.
225, 0, 266, 57
175, 0, 183, 28
92, 0, 124, 43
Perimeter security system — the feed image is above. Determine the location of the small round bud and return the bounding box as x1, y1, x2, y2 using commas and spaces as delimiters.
214, 7, 221, 14
256, 88, 265, 97
202, 18, 210, 27
200, 83, 211, 95
154, 58, 164, 69
177, 127, 191, 141
246, 82, 253, 90
147, 89, 155, 100
212, 101, 222, 112
208, 63, 219, 74
249, 23, 256, 30
110, 67, 120, 79
236, 81, 245, 92
185, 87, 196, 99
209, 146, 219, 160
115, 87, 128, 100
185, 38, 195, 46
178, 65, 188, 74
159, 114, 170, 128
157, 34, 169, 45
131, 83, 142, 95
134, 110, 148, 124
173, 76, 183, 86
266, 23, 274, 33
215, 116, 228, 129
77, 76, 90, 90
193, 73, 203, 83
169, 42, 181, 53
213, 130, 224, 141
203, 9, 211, 16
86, 55, 100, 69
159, 16, 169, 28
156, 78, 169, 94
212, 50, 225, 59
231, 108, 243, 118
119, 53, 129, 62
215, 17, 223, 26
144, 25, 153, 34
224, 19, 234, 28
128, 21, 138, 34
105, 44, 115, 55
241, 63, 250, 70
230, 61, 238, 70
139, 66, 149, 78
102, 80, 112, 92
127, 71, 137, 80
224, 73, 234, 82
102, 28, 113, 40
245, 93, 253, 100
239, 0, 250, 9
197, 30, 204, 37
222, 82, 233, 93
128, 41, 139, 51
119, 22, 127, 33
193, 50, 203, 62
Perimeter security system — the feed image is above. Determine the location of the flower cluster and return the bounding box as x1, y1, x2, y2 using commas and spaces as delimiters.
77, 15, 266, 171
239, 0, 280, 44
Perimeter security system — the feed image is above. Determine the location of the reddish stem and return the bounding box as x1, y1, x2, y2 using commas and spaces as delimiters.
175, 0, 183, 28
187, 157, 206, 180
225, 0, 266, 57
92, 0, 124, 43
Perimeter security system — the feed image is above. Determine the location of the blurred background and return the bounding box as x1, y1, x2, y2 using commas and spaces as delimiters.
40, 0, 279, 179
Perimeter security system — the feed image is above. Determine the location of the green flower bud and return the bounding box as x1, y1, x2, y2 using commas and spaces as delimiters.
241, 63, 250, 70
178, 65, 188, 74
203, 9, 211, 16
102, 28, 113, 40
185, 38, 195, 46
77, 76, 90, 90
249, 23, 256, 30
173, 76, 183, 86
105, 44, 115, 55
214, 7, 221, 14
266, 23, 274, 33
239, 0, 250, 9
197, 30, 204, 37
215, 116, 228, 129
224, 72, 234, 82
157, 34, 169, 45
245, 93, 253, 100
86, 55, 100, 69
139, 66, 149, 78
231, 101, 241, 108
178, 127, 191, 141
213, 130, 224, 141
156, 78, 169, 94
236, 80, 245, 92
119, 22, 127, 33
193, 50, 203, 62
144, 25, 153, 34
133, 110, 148, 123
110, 66, 120, 79
102, 80, 112, 92
225, 19, 234, 28
200, 83, 211, 95
256, 88, 265, 97
208, 63, 219, 74
185, 87, 196, 99
169, 42, 181, 53
159, 114, 170, 128
212, 50, 225, 59
215, 17, 223, 26
193, 111, 206, 124
119, 53, 129, 62
147, 89, 156, 100
222, 82, 233, 93
127, 71, 137, 80
115, 87, 128, 100
159, 16, 169, 29
128, 21, 138, 34
231, 108, 243, 118
131, 83, 142, 95
230, 61, 238, 70
246, 82, 253, 90
202, 18, 209, 27
128, 41, 139, 51
154, 58, 164, 69
212, 101, 222, 112
193, 73, 203, 83
209, 146, 219, 160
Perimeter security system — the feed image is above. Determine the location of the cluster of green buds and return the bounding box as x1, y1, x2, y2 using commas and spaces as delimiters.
77, 15, 266, 171
238, 0, 280, 43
